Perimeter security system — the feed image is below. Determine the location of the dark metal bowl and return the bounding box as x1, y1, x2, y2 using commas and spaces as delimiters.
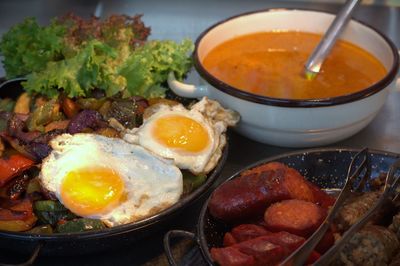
165, 147, 400, 265
0, 79, 228, 260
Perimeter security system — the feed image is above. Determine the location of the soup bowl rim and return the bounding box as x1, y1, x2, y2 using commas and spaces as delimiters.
193, 8, 399, 108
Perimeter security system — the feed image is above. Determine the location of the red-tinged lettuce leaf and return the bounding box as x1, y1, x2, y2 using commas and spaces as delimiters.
58, 13, 150, 52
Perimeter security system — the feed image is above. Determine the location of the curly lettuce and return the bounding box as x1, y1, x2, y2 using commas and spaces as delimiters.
0, 15, 193, 99
22, 40, 125, 98
0, 18, 66, 79
119, 39, 194, 98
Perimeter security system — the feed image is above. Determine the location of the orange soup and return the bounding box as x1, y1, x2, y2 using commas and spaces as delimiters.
202, 31, 387, 99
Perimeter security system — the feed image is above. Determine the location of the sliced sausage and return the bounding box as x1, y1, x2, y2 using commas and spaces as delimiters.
211, 246, 255, 266
264, 199, 327, 237
208, 162, 334, 223
229, 224, 270, 244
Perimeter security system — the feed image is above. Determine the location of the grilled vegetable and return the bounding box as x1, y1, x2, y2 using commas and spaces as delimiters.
28, 224, 53, 234
67, 109, 107, 134
0, 197, 37, 231
182, 171, 207, 195
26, 177, 41, 194
5, 172, 31, 200
56, 218, 106, 233
106, 97, 148, 129
76, 98, 107, 111
44, 120, 70, 132
95, 127, 120, 138
27, 98, 64, 132
0, 154, 35, 187
61, 97, 80, 118
34, 200, 76, 226
0, 138, 4, 157
0, 98, 15, 112
0, 216, 37, 232
14, 92, 31, 114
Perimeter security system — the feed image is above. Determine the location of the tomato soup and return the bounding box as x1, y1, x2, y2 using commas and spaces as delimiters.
202, 31, 387, 99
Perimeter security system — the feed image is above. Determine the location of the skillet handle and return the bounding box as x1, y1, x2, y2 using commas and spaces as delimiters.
0, 242, 43, 266
164, 230, 201, 266
167, 72, 209, 98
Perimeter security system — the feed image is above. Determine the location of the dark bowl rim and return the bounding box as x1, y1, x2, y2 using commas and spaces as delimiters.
0, 78, 229, 241
196, 146, 400, 264
193, 8, 400, 108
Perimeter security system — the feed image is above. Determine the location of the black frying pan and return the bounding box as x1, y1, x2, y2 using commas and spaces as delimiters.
0, 79, 228, 265
164, 147, 400, 265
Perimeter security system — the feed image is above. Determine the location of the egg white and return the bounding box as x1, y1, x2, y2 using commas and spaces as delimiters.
40, 133, 183, 227
124, 97, 240, 174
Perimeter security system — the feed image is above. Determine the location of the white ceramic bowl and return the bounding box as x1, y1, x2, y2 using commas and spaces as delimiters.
168, 9, 399, 147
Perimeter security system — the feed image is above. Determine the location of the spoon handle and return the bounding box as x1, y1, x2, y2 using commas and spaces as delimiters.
304, 0, 361, 79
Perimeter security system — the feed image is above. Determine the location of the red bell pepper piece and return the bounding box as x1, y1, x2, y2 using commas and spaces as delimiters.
0, 197, 34, 221
0, 154, 35, 187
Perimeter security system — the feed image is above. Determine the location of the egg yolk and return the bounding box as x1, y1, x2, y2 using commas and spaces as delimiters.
153, 115, 210, 153
60, 167, 125, 217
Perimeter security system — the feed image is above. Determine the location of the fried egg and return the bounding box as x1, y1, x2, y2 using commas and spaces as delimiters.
39, 133, 182, 227
124, 97, 239, 174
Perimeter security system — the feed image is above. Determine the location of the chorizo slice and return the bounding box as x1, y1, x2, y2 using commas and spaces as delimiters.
236, 237, 286, 266
230, 224, 270, 244
257, 231, 305, 253
211, 246, 255, 266
223, 232, 238, 247
264, 199, 326, 237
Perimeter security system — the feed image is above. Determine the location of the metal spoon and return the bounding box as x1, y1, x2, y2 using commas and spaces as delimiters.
304, 0, 361, 80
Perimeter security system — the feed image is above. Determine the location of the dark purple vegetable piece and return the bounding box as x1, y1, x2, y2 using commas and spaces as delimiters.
28, 129, 65, 160
1, 118, 64, 161
33, 129, 65, 144
67, 109, 108, 134
0, 132, 36, 160
26, 142, 52, 161
0, 111, 12, 132
7, 113, 40, 143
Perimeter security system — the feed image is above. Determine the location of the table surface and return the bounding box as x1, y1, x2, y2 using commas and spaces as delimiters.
0, 0, 399, 265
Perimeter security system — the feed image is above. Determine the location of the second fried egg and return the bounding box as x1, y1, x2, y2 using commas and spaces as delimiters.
124, 97, 239, 174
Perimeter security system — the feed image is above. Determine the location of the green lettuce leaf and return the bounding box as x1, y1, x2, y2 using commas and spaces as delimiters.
23, 40, 126, 98
119, 39, 194, 98
0, 18, 66, 79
